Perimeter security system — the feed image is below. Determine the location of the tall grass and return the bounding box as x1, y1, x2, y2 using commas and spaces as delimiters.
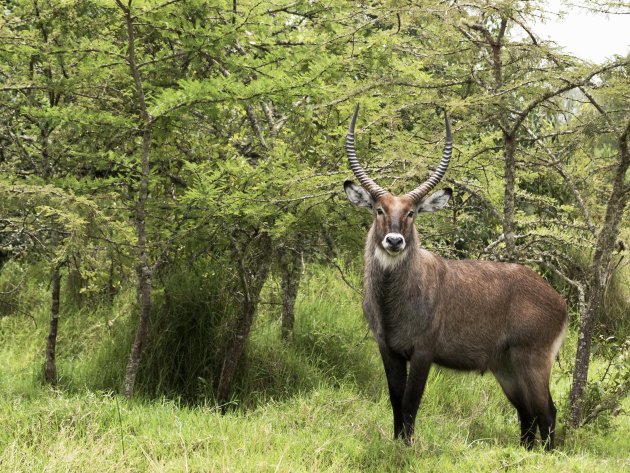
0, 262, 628, 472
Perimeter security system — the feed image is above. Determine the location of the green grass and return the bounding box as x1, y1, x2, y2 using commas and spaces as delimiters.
0, 263, 628, 472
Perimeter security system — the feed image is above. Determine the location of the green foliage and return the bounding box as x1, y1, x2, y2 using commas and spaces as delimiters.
580, 336, 630, 429
0, 261, 36, 318
61, 263, 379, 406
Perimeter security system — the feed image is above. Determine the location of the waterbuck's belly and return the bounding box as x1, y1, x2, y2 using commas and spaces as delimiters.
385, 335, 494, 371
384, 318, 498, 372
432, 333, 503, 372
433, 351, 491, 372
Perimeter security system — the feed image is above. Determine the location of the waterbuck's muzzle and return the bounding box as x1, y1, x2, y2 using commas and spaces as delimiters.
383, 233, 406, 254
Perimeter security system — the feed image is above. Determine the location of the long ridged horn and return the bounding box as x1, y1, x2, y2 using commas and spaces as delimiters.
346, 104, 388, 199
406, 110, 453, 203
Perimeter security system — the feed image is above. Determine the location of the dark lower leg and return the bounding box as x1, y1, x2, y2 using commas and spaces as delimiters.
379, 346, 407, 439
401, 356, 431, 443
518, 408, 537, 450
537, 394, 557, 450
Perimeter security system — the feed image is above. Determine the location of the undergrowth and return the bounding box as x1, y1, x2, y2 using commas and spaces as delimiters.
0, 262, 628, 472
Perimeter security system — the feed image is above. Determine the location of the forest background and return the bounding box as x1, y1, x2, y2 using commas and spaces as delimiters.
0, 0, 628, 471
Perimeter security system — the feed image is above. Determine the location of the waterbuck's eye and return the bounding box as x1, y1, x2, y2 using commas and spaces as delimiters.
376, 208, 384, 215
407, 211, 415, 218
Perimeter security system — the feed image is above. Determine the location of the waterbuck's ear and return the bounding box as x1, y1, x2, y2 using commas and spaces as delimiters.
417, 188, 452, 213
344, 180, 374, 209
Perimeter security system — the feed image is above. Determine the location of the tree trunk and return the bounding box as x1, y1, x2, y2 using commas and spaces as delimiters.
216, 266, 270, 405
216, 299, 256, 406
44, 266, 61, 385
279, 249, 302, 341
121, 123, 153, 398
123, 261, 152, 398
217, 238, 272, 406
487, 20, 517, 262
117, 0, 154, 399
568, 120, 630, 427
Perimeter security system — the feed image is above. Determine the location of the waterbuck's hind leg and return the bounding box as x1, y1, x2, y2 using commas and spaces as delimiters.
507, 348, 557, 450
536, 392, 557, 450
494, 368, 536, 449
518, 409, 537, 450
521, 360, 557, 450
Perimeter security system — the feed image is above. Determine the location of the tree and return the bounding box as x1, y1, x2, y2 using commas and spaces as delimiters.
566, 70, 630, 427
113, 0, 156, 399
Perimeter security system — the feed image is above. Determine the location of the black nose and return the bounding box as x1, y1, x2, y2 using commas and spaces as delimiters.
385, 235, 403, 248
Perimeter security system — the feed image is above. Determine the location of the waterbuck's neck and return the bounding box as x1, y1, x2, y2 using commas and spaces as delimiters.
364, 224, 439, 329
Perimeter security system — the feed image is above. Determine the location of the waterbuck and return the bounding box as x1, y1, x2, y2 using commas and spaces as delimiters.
343, 105, 567, 449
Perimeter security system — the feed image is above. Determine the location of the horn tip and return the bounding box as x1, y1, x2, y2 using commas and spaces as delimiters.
349, 103, 360, 132
444, 111, 452, 140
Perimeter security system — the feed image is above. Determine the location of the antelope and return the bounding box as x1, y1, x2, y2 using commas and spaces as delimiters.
343, 105, 567, 450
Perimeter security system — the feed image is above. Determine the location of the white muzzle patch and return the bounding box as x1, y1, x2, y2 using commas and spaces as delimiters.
382, 233, 406, 255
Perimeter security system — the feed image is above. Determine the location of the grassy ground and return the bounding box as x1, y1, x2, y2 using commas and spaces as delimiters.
0, 263, 628, 472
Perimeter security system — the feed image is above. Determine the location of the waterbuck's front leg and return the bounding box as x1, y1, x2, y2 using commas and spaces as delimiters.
378, 344, 407, 438
401, 353, 432, 442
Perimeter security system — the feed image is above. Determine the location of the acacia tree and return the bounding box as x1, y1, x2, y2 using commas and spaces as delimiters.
1, 0, 192, 396
0, 1, 98, 385
170, 0, 361, 402
437, 2, 623, 260
0, 185, 70, 386
490, 59, 630, 426
565, 71, 630, 427
436, 2, 630, 425
113, 0, 155, 398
